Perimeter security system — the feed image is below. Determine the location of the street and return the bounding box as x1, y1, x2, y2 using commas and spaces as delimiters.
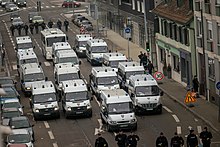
0, 0, 220, 146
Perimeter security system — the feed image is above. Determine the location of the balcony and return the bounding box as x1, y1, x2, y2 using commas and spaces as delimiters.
207, 40, 213, 52
205, 3, 211, 14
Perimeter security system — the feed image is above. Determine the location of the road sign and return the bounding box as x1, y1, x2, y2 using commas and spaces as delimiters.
184, 91, 196, 103
124, 27, 131, 39
153, 72, 164, 80
216, 82, 220, 90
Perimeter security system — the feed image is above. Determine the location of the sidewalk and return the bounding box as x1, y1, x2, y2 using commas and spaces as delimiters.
82, 13, 220, 133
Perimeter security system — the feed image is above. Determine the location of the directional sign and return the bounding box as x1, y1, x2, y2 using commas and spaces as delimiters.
124, 27, 131, 39
153, 72, 164, 80
184, 91, 196, 103
216, 82, 220, 90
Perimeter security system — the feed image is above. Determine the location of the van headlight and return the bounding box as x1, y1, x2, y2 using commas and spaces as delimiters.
34, 109, 39, 113
26, 87, 31, 90
87, 103, 91, 109
131, 118, 136, 123
109, 121, 117, 124
54, 106, 59, 111
67, 107, 71, 111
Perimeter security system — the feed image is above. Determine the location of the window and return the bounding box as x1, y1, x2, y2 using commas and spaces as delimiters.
177, 0, 183, 7
164, 21, 168, 36
196, 17, 202, 36
141, 2, 144, 13
160, 48, 165, 62
183, 28, 189, 45
178, 26, 182, 43
208, 58, 215, 79
119, 0, 121, 5
169, 23, 173, 39
207, 21, 213, 40
110, 0, 113, 4
173, 54, 180, 72
173, 24, 177, 41
217, 24, 220, 44
137, 1, 140, 12
217, 0, 220, 4
132, 0, 135, 10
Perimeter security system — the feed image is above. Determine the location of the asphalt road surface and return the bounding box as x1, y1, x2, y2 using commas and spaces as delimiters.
1, 0, 220, 146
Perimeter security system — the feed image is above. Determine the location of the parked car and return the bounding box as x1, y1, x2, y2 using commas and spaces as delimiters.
9, 116, 34, 141
81, 23, 93, 31
2, 99, 23, 115
12, 17, 24, 28
62, 0, 81, 8
32, 15, 44, 24
5, 3, 19, 12
0, 87, 20, 104
72, 15, 87, 25
28, 12, 38, 23
1, 108, 21, 126
1, 0, 11, 7
16, 0, 26, 7
0, 77, 16, 88
10, 12, 20, 21
8, 144, 28, 147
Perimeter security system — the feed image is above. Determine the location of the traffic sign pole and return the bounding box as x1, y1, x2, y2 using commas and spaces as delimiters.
128, 38, 130, 60
124, 27, 131, 60
217, 82, 220, 122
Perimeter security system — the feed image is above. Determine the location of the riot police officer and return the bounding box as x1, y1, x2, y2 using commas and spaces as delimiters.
34, 22, 39, 34
126, 132, 139, 147
23, 24, 29, 35
187, 130, 198, 147
115, 130, 127, 147
41, 22, 46, 30
200, 127, 212, 147
170, 132, 184, 147
156, 132, 168, 147
64, 19, 69, 32
29, 23, 34, 34
57, 19, 62, 30
10, 25, 15, 36
48, 20, 53, 28
95, 133, 108, 147
17, 25, 22, 36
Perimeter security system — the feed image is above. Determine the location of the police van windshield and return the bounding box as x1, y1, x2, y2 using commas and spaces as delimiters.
79, 41, 87, 47
21, 58, 37, 64
59, 57, 79, 64
108, 102, 133, 114
24, 73, 44, 82
66, 91, 88, 102
17, 43, 33, 49
125, 71, 144, 79
136, 86, 160, 97
59, 73, 79, 82
97, 76, 118, 85
46, 36, 66, 47
91, 46, 107, 53
33, 93, 56, 103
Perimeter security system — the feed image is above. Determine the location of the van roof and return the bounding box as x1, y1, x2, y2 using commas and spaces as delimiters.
61, 79, 87, 93
41, 28, 65, 36
56, 50, 77, 58
75, 34, 92, 41
16, 36, 32, 44
103, 52, 127, 61
32, 81, 55, 95
52, 42, 71, 50
129, 74, 158, 86
17, 49, 37, 60
54, 63, 79, 75
118, 61, 144, 72
101, 89, 131, 104
87, 39, 107, 47
21, 63, 43, 75
91, 67, 117, 77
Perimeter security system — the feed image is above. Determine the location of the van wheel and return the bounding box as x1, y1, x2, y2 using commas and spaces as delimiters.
157, 108, 162, 114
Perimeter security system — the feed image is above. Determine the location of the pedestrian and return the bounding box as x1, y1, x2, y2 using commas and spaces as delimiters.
156, 132, 168, 147
115, 130, 127, 147
10, 25, 15, 36
138, 51, 144, 65
41, 22, 46, 30
126, 131, 140, 147
187, 129, 198, 147
34, 22, 39, 34
64, 19, 69, 32
57, 19, 62, 30
147, 61, 154, 75
192, 75, 199, 93
23, 24, 29, 35
170, 132, 184, 147
95, 133, 108, 147
29, 23, 34, 34
17, 25, 22, 36
199, 127, 212, 147
48, 20, 53, 28
142, 53, 148, 69
167, 63, 172, 79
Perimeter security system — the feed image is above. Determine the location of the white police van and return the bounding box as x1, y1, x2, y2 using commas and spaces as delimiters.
74, 34, 92, 58
128, 74, 164, 114
89, 67, 119, 99
118, 61, 145, 90
53, 50, 80, 68
16, 49, 38, 75
15, 36, 34, 51
100, 89, 137, 132
54, 63, 80, 96
103, 52, 127, 72
30, 81, 60, 120
52, 42, 71, 59
86, 39, 108, 66
61, 79, 92, 118
19, 63, 45, 96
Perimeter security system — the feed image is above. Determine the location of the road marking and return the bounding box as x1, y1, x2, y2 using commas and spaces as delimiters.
197, 126, 202, 134
162, 106, 172, 113
46, 6, 49, 8
44, 61, 51, 66
194, 118, 198, 122
94, 95, 100, 106
177, 126, 182, 134
113, 132, 117, 136
94, 119, 104, 135
172, 114, 180, 123
74, 9, 87, 13
53, 143, 58, 147
12, 65, 17, 70
48, 131, 55, 139
44, 121, 50, 128
51, 6, 55, 8
97, 119, 103, 130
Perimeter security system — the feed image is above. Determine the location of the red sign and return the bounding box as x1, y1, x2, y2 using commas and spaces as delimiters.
153, 72, 164, 80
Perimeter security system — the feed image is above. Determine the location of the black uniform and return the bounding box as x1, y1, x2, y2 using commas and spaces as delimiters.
200, 128, 212, 147
10, 25, 15, 36
57, 20, 62, 30
95, 136, 108, 147
34, 22, 39, 34
126, 134, 140, 147
138, 52, 144, 65
64, 19, 69, 32
156, 135, 168, 147
29, 23, 34, 34
17, 25, 22, 36
24, 24, 29, 35
115, 133, 127, 147
187, 132, 198, 147
41, 22, 46, 30
48, 20, 53, 28
170, 135, 184, 147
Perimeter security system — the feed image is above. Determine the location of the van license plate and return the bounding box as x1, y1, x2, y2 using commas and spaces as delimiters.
120, 125, 128, 127
76, 112, 83, 114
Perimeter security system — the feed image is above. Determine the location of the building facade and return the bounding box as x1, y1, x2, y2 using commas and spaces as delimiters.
194, 0, 220, 105
152, 0, 195, 87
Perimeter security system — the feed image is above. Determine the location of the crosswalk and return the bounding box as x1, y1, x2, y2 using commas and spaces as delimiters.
0, 5, 62, 12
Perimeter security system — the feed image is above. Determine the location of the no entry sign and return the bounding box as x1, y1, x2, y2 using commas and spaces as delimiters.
154, 72, 164, 80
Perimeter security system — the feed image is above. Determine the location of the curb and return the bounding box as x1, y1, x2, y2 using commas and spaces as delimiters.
159, 86, 220, 134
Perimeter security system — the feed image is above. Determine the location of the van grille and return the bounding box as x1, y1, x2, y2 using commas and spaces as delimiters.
142, 103, 157, 109
71, 106, 87, 111
117, 121, 129, 124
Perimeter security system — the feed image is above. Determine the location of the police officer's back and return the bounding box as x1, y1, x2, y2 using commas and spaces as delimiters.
187, 130, 198, 147
199, 127, 212, 147
95, 133, 108, 147
57, 19, 62, 30
156, 132, 168, 147
126, 132, 139, 147
64, 19, 69, 31
48, 20, 53, 28
115, 130, 127, 147
29, 23, 34, 34
24, 24, 29, 35
170, 132, 184, 147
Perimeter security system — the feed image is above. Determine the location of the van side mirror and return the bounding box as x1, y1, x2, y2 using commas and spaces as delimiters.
55, 81, 58, 84
160, 91, 164, 96
15, 47, 17, 51
88, 51, 91, 54
79, 60, 81, 65
67, 36, 69, 40
21, 80, 24, 83
45, 77, 48, 81
131, 93, 135, 97
17, 65, 20, 68
33, 46, 35, 49
90, 96, 93, 101
39, 62, 41, 66
87, 84, 90, 91
52, 54, 54, 58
